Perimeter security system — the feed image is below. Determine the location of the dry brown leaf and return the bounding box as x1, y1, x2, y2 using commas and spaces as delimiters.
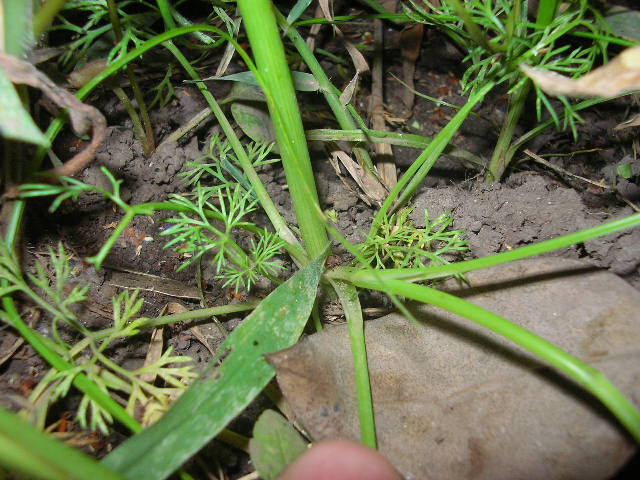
109, 269, 211, 300
319, 0, 369, 105
0, 310, 38, 367
318, 0, 333, 21
67, 59, 108, 89
338, 71, 360, 107
330, 150, 387, 204
614, 112, 640, 130
140, 326, 164, 384
343, 40, 369, 74
521, 46, 640, 97
139, 302, 192, 425
360, 170, 388, 205
270, 258, 640, 480
139, 301, 188, 384
0, 334, 25, 368
215, 6, 241, 77
304, 4, 324, 58
370, 12, 398, 188
189, 325, 217, 357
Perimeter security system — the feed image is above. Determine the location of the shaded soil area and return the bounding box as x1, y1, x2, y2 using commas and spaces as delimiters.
1, 2, 639, 478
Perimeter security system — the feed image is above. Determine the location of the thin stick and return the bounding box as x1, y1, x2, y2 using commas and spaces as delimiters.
370, 16, 397, 187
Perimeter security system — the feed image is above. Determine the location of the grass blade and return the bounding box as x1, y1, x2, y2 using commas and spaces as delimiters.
0, 407, 126, 480
238, 0, 329, 258
3, 0, 33, 56
330, 280, 377, 448
102, 254, 325, 480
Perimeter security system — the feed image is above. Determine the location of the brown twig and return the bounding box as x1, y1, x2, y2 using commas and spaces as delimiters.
523, 149, 640, 212
370, 11, 398, 188
0, 51, 107, 195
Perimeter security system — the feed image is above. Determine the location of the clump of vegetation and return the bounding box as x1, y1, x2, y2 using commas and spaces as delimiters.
162, 136, 286, 291
359, 208, 468, 270
405, 0, 616, 181
0, 240, 196, 433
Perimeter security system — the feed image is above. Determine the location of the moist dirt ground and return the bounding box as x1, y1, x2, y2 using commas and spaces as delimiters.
1, 3, 639, 479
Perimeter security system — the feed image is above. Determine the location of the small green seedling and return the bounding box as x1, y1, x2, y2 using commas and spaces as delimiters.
405, 0, 622, 181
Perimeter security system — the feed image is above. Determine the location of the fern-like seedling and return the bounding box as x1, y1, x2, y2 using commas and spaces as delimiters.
359, 208, 468, 271
405, 0, 612, 138
0, 240, 196, 433
163, 136, 285, 291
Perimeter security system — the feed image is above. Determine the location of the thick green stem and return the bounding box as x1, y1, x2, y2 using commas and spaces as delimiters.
330, 280, 377, 448
238, 0, 329, 258
485, 80, 530, 182
280, 12, 375, 174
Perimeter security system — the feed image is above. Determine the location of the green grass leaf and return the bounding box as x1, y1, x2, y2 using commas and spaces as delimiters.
3, 0, 33, 56
286, 0, 314, 26
0, 68, 50, 147
0, 407, 126, 480
249, 410, 308, 480
102, 254, 325, 480
205, 70, 320, 92
604, 7, 640, 42
231, 101, 277, 147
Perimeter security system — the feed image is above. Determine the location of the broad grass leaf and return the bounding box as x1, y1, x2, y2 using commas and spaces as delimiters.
249, 410, 308, 480
604, 7, 640, 42
231, 101, 278, 147
286, 0, 314, 25
102, 255, 324, 480
0, 68, 49, 147
0, 407, 126, 480
228, 83, 278, 149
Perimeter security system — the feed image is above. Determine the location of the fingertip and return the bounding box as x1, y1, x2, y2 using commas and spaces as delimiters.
278, 440, 402, 480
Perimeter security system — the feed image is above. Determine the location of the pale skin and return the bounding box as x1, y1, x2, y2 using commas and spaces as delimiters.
278, 440, 402, 480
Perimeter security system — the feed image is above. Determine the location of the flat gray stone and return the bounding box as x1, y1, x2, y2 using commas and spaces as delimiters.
269, 258, 640, 480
